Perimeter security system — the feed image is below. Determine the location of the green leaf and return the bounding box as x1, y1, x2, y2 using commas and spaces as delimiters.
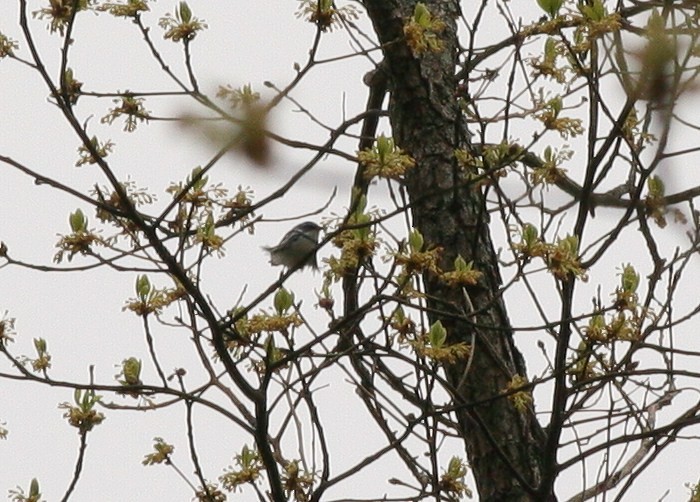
589, 314, 605, 330
620, 264, 639, 293
69, 209, 87, 232
447, 456, 466, 477
537, 0, 563, 18
428, 320, 446, 348
549, 96, 562, 116
264, 335, 276, 354
33, 338, 47, 353
522, 223, 538, 244
203, 213, 215, 235
136, 274, 151, 300
178, 2, 192, 23
544, 37, 557, 63
414, 3, 431, 26
190, 166, 207, 191
376, 134, 392, 159
273, 287, 294, 314
29, 478, 41, 498
408, 228, 424, 252
350, 212, 371, 240
647, 175, 665, 196
122, 357, 142, 385
578, 0, 607, 21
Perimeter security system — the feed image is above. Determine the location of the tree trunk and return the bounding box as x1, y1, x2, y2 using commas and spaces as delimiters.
363, 1, 552, 499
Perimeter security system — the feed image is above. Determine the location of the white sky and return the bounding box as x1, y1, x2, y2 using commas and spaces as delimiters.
1, 1, 699, 501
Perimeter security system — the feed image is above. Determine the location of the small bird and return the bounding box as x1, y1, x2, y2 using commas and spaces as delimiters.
263, 221, 322, 270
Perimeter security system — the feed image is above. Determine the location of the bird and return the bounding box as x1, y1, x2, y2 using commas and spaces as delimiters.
263, 221, 322, 270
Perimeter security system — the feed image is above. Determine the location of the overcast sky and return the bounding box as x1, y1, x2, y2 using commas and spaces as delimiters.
1, 1, 700, 501
0, 2, 395, 500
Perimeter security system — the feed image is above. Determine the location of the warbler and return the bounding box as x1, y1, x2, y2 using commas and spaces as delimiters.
263, 221, 322, 270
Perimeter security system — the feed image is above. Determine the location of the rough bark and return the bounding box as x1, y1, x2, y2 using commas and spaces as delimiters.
362, 1, 552, 499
